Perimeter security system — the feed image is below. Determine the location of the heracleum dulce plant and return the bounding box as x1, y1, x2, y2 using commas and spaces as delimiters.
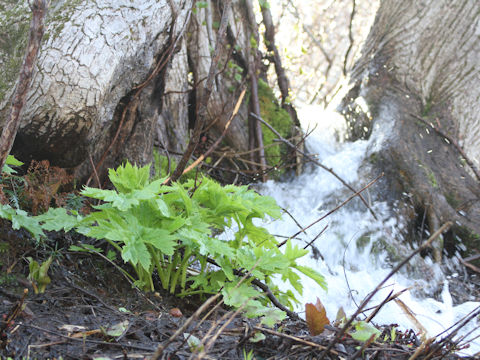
76, 162, 326, 324
0, 159, 326, 324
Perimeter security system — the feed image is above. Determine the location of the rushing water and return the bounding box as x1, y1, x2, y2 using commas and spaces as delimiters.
258, 105, 480, 356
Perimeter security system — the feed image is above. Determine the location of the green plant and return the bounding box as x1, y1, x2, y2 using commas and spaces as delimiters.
243, 348, 255, 360
0, 155, 80, 241
349, 320, 381, 342
74, 162, 326, 324
27, 256, 53, 294
0, 156, 327, 325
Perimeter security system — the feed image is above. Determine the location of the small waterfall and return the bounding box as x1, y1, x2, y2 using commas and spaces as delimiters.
258, 105, 480, 356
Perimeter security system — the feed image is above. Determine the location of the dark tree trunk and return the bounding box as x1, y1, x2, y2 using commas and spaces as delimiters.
343, 0, 480, 261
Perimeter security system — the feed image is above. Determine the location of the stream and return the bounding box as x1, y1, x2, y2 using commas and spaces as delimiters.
258, 105, 480, 356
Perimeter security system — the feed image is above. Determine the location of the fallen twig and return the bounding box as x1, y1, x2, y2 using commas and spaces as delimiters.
364, 288, 409, 323
1, 289, 28, 347
204, 257, 300, 321
458, 255, 480, 274
253, 325, 343, 356
347, 333, 376, 360
424, 305, 480, 360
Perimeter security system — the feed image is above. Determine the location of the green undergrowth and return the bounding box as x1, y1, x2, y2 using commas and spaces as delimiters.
0, 158, 326, 326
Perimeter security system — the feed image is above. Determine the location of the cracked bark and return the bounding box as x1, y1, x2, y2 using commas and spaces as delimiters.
344, 0, 480, 262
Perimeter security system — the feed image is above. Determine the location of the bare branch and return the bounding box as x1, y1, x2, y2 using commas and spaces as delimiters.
0, 0, 47, 173
343, 0, 357, 76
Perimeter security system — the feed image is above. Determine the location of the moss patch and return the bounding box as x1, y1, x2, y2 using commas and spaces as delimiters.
0, 0, 85, 103
257, 78, 294, 179
0, 1, 31, 103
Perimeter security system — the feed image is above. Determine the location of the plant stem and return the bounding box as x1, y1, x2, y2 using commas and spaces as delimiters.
169, 251, 182, 293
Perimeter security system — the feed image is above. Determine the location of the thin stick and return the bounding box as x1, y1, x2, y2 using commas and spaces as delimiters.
253, 326, 343, 356
88, 152, 101, 188
195, 305, 247, 359
424, 305, 480, 360
251, 112, 378, 219
171, 258, 262, 358
0, 0, 47, 173
364, 288, 409, 322
204, 257, 300, 320
343, 0, 356, 76
318, 221, 453, 360
303, 224, 328, 250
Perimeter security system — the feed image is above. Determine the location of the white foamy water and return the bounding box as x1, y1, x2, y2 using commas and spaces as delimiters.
259, 105, 480, 356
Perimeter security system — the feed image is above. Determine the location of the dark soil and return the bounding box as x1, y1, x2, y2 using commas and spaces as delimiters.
1, 225, 478, 359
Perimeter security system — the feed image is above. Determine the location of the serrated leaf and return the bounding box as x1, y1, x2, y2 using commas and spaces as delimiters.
155, 198, 171, 217
81, 187, 118, 201
294, 265, 327, 290
2, 155, 24, 174
282, 269, 303, 295
0, 204, 16, 220
141, 227, 177, 255
108, 162, 150, 193
35, 207, 81, 231
6, 155, 23, 166
197, 237, 234, 258
222, 283, 259, 308
260, 308, 286, 327
284, 239, 309, 262
11, 210, 44, 240
122, 240, 151, 271
305, 297, 330, 335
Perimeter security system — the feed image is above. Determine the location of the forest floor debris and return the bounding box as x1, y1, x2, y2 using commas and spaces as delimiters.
1, 227, 479, 359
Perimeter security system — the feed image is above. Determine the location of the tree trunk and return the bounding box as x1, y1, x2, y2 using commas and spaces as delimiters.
2, 0, 298, 184
343, 0, 480, 260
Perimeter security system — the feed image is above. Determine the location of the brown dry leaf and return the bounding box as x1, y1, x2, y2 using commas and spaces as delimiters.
305, 297, 330, 335
169, 307, 183, 317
